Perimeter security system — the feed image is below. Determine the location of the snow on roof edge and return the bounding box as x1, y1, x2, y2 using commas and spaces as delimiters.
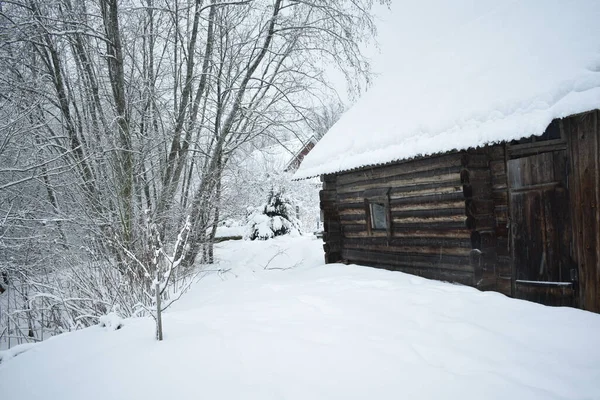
294, 99, 600, 180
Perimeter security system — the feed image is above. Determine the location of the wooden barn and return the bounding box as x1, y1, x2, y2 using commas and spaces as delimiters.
294, 2, 600, 312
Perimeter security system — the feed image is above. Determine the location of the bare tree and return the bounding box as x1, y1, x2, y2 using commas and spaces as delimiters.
309, 101, 346, 140
0, 0, 388, 343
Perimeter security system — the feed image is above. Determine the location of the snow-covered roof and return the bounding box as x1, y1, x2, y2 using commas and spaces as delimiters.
294, 0, 600, 179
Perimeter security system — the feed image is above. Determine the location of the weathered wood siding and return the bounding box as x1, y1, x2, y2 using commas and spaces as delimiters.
320, 152, 494, 286
565, 110, 600, 313
488, 144, 511, 295
320, 174, 342, 263
506, 146, 575, 306
319, 110, 600, 312
461, 148, 497, 289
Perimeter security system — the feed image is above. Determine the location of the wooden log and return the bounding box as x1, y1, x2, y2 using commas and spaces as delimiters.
461, 152, 489, 168
461, 168, 492, 184
391, 191, 466, 205
340, 261, 475, 286
393, 215, 467, 225
343, 242, 472, 257
465, 199, 495, 216
392, 200, 466, 212
338, 163, 463, 188
349, 231, 473, 239
490, 160, 507, 175
338, 185, 465, 205
338, 213, 366, 222
335, 152, 463, 186
324, 220, 341, 231
325, 252, 342, 263
492, 182, 508, 191
491, 191, 508, 204
390, 183, 463, 199
320, 204, 339, 216
341, 248, 473, 272
323, 242, 341, 253
486, 144, 506, 161
338, 208, 367, 216
343, 236, 472, 249
466, 215, 496, 231
322, 181, 336, 192
508, 138, 567, 158
479, 231, 496, 248
336, 170, 462, 195
323, 233, 342, 244
342, 222, 470, 236
392, 208, 466, 219
319, 189, 336, 202
464, 182, 493, 199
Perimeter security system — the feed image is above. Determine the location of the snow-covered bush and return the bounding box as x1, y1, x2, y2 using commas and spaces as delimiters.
98, 312, 124, 331
246, 189, 301, 240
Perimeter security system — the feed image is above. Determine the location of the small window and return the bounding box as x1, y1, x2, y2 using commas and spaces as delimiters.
370, 202, 387, 230
363, 187, 392, 238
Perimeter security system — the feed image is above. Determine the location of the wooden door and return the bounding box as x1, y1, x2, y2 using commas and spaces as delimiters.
507, 151, 576, 306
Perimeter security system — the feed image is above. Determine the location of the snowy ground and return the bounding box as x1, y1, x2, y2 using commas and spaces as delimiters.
1, 236, 599, 399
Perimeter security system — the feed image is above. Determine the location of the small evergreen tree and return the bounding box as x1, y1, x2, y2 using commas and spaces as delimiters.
246, 189, 301, 240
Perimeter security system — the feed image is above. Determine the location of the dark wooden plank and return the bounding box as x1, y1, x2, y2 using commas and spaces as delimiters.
341, 248, 473, 272
343, 242, 472, 257
335, 152, 463, 186
319, 189, 336, 202
341, 219, 469, 232
342, 224, 471, 239
490, 160, 507, 175
515, 281, 575, 307
336, 171, 462, 194
391, 208, 466, 219
507, 146, 575, 307
486, 143, 506, 161
343, 236, 472, 249
465, 199, 495, 216
567, 111, 600, 312
338, 164, 463, 190
508, 138, 567, 159
337, 190, 465, 207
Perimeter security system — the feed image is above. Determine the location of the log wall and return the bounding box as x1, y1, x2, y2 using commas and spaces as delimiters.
488, 144, 511, 295
320, 152, 496, 287
320, 174, 342, 263
319, 110, 599, 312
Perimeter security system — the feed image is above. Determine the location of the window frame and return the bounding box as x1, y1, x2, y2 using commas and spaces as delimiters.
369, 202, 387, 230
363, 187, 392, 239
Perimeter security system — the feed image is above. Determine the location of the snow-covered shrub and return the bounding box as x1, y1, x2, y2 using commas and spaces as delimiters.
246, 189, 301, 240
98, 312, 124, 331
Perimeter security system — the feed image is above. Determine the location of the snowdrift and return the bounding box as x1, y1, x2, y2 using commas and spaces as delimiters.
1, 237, 599, 399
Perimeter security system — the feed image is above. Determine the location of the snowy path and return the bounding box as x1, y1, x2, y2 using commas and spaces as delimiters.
1, 236, 599, 399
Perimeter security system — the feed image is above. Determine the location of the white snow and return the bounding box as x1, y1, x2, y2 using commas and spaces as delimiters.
98, 312, 124, 331
213, 224, 246, 239
0, 342, 37, 364
295, 0, 600, 179
1, 236, 599, 399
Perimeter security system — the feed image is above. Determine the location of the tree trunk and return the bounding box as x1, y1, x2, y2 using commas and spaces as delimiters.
155, 278, 163, 341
